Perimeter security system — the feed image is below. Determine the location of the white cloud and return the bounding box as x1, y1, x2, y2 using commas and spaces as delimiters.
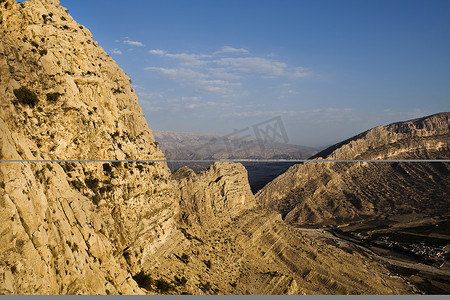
185, 103, 199, 109
149, 49, 210, 66
145, 47, 311, 99
137, 91, 164, 99
145, 67, 208, 80
149, 49, 167, 55
147, 47, 311, 79
279, 83, 292, 87
206, 101, 232, 107
324, 107, 352, 113
111, 48, 122, 55
215, 46, 249, 54
207, 68, 243, 80
221, 110, 281, 119
143, 105, 164, 113
190, 80, 240, 94
167, 53, 208, 60
164, 96, 201, 104
124, 40, 144, 47
291, 66, 312, 78
216, 57, 287, 76
221, 108, 354, 119
181, 96, 201, 102
156, 98, 233, 111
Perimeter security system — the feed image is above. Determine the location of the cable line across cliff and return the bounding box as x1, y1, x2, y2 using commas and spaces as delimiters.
1, 159, 449, 163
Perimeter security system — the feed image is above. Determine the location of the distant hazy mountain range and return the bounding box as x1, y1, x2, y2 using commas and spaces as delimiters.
153, 130, 319, 161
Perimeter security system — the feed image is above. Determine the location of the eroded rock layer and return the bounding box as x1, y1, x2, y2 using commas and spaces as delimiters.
257, 113, 450, 226
141, 163, 415, 295
1, 0, 177, 294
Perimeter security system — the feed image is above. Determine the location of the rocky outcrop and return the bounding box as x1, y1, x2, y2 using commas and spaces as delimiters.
0, 0, 177, 294
173, 162, 256, 229
257, 112, 450, 226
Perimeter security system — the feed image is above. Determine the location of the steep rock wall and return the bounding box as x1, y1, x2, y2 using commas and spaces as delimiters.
0, 0, 178, 293
173, 162, 256, 229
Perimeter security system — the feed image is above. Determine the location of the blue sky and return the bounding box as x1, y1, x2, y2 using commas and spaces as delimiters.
60, 0, 450, 147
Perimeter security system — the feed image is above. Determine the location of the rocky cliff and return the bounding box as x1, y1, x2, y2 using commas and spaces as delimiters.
0, 0, 419, 295
0, 0, 177, 294
173, 162, 257, 228
257, 112, 450, 226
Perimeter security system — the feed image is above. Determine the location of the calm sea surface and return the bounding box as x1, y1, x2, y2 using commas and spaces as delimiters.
242, 162, 296, 194
168, 161, 297, 194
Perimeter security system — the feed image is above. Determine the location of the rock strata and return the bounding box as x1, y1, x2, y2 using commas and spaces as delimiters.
142, 162, 415, 295
1, 0, 177, 294
173, 162, 256, 229
257, 112, 450, 226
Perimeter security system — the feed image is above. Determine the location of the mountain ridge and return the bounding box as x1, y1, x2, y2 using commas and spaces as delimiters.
153, 129, 318, 160
311, 112, 449, 160
257, 112, 450, 226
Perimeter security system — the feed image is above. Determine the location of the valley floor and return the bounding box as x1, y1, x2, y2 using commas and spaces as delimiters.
296, 215, 450, 294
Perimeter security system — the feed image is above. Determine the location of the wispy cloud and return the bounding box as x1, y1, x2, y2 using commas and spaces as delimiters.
185, 103, 199, 109
189, 80, 240, 95
145, 46, 312, 99
160, 97, 233, 111
291, 66, 312, 78
111, 38, 144, 54
215, 46, 249, 54
149, 49, 167, 55
136, 91, 164, 99
221, 108, 354, 120
164, 96, 201, 104
215, 57, 287, 76
278, 83, 292, 87
124, 40, 144, 47
207, 68, 243, 80
111, 48, 123, 55
147, 46, 311, 79
144, 67, 208, 80
149, 49, 211, 66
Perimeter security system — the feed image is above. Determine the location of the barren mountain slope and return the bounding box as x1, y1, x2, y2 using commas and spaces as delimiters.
142, 162, 415, 295
257, 113, 450, 226
0, 0, 177, 293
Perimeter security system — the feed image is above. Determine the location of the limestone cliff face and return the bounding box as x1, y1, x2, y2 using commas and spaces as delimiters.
257, 113, 450, 226
173, 162, 256, 229
0, 0, 178, 294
